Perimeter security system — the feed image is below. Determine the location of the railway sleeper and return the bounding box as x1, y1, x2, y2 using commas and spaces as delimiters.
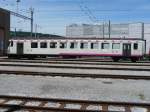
0, 95, 150, 112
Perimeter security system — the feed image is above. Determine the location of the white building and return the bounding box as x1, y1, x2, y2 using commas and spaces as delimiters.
66, 23, 144, 38
66, 22, 150, 54
66, 24, 102, 37
144, 23, 150, 55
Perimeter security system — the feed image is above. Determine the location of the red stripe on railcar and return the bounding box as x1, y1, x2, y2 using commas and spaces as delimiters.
59, 53, 122, 56
59, 53, 143, 57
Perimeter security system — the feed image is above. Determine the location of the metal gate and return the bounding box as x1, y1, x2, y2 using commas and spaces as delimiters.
17, 43, 24, 55
123, 43, 131, 57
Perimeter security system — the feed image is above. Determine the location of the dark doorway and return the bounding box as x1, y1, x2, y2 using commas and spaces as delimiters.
123, 43, 131, 57
0, 29, 4, 55
17, 43, 24, 55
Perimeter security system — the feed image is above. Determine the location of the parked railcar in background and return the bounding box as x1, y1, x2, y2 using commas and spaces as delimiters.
7, 38, 146, 62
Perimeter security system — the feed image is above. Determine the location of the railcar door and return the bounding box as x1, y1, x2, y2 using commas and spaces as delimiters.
17, 43, 24, 55
123, 43, 131, 57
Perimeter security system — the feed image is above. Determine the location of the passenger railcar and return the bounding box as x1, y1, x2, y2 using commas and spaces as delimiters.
7, 38, 146, 62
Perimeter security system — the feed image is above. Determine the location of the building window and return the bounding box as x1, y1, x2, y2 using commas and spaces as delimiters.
112, 43, 120, 49
101, 43, 110, 49
50, 42, 57, 48
40, 42, 47, 48
70, 42, 78, 49
91, 43, 98, 49
134, 43, 138, 50
31, 42, 38, 48
80, 42, 88, 49
60, 42, 67, 49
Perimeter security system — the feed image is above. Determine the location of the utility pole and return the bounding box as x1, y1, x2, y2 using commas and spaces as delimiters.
30, 7, 34, 38
16, 0, 20, 13
142, 22, 144, 40
102, 22, 105, 38
35, 24, 38, 38
108, 20, 111, 38
15, 28, 17, 38
16, 0, 20, 35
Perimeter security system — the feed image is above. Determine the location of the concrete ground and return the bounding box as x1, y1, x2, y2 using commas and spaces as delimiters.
0, 74, 149, 103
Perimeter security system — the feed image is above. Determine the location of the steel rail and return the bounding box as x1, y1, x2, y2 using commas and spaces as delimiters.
0, 59, 150, 66
0, 63, 150, 71
0, 58, 113, 63
1, 56, 150, 62
2, 57, 150, 62
0, 70, 150, 80
0, 95, 150, 112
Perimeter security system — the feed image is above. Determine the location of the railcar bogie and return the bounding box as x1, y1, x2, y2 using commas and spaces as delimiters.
131, 57, 139, 62
111, 57, 121, 62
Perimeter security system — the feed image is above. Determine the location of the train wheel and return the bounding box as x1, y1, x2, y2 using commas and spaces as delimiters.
8, 55, 19, 59
40, 56, 47, 58
131, 57, 138, 62
28, 57, 35, 60
8, 55, 14, 59
112, 57, 120, 62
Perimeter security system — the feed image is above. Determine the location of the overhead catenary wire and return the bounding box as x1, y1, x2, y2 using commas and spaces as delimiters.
1, 0, 149, 36
78, 0, 99, 23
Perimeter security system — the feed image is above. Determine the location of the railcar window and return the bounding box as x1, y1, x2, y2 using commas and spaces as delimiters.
60, 42, 67, 49
80, 42, 88, 49
112, 43, 120, 49
10, 41, 13, 47
50, 42, 57, 48
40, 42, 47, 48
134, 43, 138, 50
70, 42, 74, 49
101, 43, 110, 49
70, 42, 78, 49
31, 42, 38, 48
91, 43, 98, 49
80, 43, 84, 49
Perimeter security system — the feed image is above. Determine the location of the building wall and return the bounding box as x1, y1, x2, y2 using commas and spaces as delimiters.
66, 24, 83, 37
0, 8, 10, 55
128, 23, 144, 39
144, 24, 150, 54
66, 23, 143, 38
66, 23, 150, 54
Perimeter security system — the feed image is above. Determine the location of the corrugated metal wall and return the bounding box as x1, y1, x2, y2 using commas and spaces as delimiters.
144, 24, 150, 54
129, 23, 143, 39
66, 23, 144, 38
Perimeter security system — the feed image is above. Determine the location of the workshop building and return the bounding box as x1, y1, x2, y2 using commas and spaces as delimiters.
0, 8, 10, 56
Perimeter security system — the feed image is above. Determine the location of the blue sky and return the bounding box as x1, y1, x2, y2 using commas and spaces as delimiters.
1, 0, 150, 35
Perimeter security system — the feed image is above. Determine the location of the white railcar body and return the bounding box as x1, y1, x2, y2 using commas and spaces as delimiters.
7, 38, 146, 62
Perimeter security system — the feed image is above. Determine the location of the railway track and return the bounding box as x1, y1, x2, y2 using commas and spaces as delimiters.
0, 58, 150, 66
0, 95, 150, 112
0, 62, 150, 71
0, 70, 150, 80
0, 57, 113, 62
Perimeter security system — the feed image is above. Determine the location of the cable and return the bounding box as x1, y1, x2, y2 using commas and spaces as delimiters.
78, 0, 100, 23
